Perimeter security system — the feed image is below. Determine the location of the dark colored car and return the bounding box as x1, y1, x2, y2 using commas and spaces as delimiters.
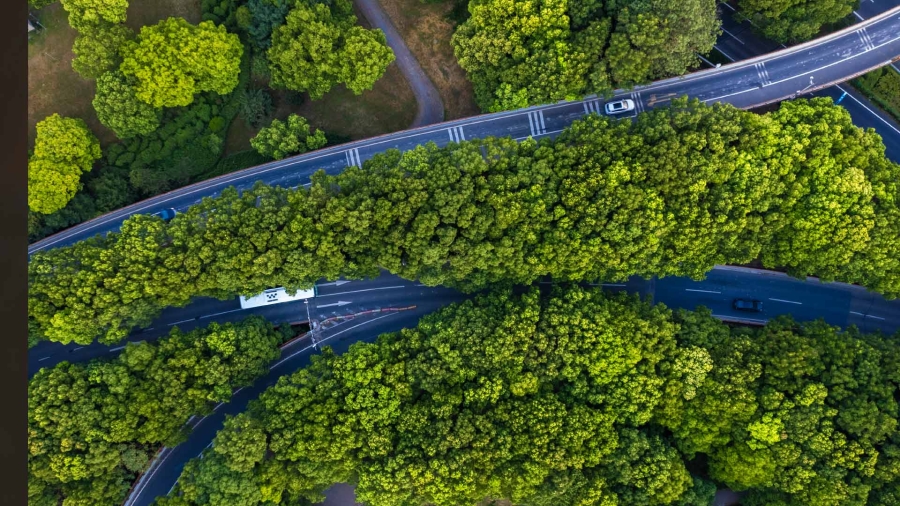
153, 208, 178, 221
733, 298, 763, 312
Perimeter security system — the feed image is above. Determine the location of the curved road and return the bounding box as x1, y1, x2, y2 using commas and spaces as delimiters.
28, 6, 900, 255
712, 0, 900, 159
355, 0, 445, 127
93, 266, 899, 506
26, 8, 900, 504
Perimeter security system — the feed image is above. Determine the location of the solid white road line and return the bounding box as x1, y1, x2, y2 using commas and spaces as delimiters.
685, 288, 722, 294
199, 308, 244, 319
712, 313, 768, 323
318, 285, 406, 297
722, 27, 745, 44
834, 84, 900, 135
269, 312, 401, 370
769, 298, 802, 304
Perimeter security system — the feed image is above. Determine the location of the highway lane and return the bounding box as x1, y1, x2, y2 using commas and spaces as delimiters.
656, 266, 900, 334
713, 0, 900, 160
124, 291, 468, 506
27, 7, 900, 254
120, 266, 900, 506
27, 273, 463, 377
31, 263, 900, 378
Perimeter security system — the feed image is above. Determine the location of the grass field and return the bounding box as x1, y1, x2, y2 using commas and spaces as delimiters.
224, 3, 417, 154
28, 4, 112, 148
376, 0, 480, 120
225, 62, 417, 154
30, 0, 415, 157
28, 0, 203, 149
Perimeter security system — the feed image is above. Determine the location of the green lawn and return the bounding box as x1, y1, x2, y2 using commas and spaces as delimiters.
28, 0, 203, 148
28, 4, 113, 148
225, 64, 417, 155
30, 0, 416, 164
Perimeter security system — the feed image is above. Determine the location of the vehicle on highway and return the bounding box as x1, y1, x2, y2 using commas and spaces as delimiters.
239, 286, 317, 309
605, 99, 635, 114
732, 298, 764, 312
153, 208, 178, 221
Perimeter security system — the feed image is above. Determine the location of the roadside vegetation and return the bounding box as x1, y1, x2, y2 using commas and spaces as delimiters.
854, 66, 900, 124
161, 287, 900, 506
451, 0, 721, 111
377, 0, 480, 119
27, 0, 413, 243
735, 0, 857, 43
28, 98, 900, 347
27, 316, 286, 506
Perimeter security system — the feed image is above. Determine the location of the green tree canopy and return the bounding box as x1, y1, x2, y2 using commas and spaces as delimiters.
267, 0, 395, 99
27, 98, 900, 347
28, 316, 281, 506
452, 0, 719, 111
250, 114, 326, 160
120, 18, 243, 108
28, 114, 101, 214
92, 71, 163, 139
71, 24, 134, 79
59, 0, 128, 31
737, 0, 856, 43
160, 287, 900, 506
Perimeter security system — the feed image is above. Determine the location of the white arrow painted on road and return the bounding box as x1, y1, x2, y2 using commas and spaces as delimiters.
317, 301, 353, 309
317, 280, 352, 287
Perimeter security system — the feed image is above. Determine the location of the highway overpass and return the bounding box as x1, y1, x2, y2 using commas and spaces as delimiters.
28, 6, 900, 254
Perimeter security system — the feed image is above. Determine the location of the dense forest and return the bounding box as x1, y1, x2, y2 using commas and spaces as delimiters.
28, 98, 900, 347
27, 317, 286, 506
158, 287, 900, 506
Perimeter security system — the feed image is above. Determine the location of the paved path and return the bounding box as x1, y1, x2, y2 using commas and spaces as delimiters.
355, 0, 444, 127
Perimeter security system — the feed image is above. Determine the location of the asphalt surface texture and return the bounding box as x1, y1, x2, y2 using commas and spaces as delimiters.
27, 6, 900, 255
26, 6, 900, 505
712, 0, 900, 160
354, 0, 444, 127
93, 265, 899, 506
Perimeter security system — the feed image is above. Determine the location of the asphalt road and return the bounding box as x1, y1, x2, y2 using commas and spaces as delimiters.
28, 6, 900, 255
713, 0, 900, 160
109, 265, 900, 506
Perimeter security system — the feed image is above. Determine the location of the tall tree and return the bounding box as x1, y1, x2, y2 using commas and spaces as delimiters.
27, 98, 900, 347
452, 0, 719, 111
250, 114, 326, 160
93, 71, 162, 139
59, 0, 128, 31
267, 0, 395, 98
737, 0, 856, 43
120, 18, 243, 107
28, 114, 101, 214
28, 317, 281, 506
71, 23, 134, 79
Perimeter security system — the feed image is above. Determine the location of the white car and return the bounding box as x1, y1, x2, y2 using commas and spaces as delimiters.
604, 99, 635, 114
